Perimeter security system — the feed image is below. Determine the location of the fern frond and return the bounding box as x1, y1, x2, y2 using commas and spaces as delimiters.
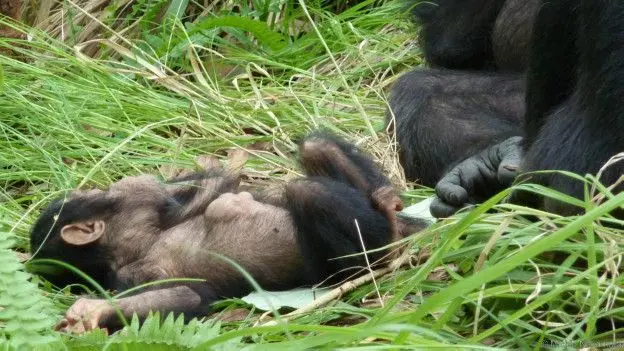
0, 231, 60, 349
65, 312, 241, 350
188, 16, 288, 51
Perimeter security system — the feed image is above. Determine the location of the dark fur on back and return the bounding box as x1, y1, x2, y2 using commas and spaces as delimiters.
408, 0, 538, 72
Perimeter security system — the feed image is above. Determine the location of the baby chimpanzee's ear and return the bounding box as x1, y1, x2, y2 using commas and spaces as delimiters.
60, 221, 106, 246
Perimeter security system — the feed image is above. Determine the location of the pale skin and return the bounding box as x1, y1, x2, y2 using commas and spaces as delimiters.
56, 286, 202, 333
56, 189, 300, 334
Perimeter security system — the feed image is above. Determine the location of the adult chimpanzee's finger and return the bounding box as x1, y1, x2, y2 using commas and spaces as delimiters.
435, 153, 492, 207
430, 197, 461, 218
434, 168, 469, 206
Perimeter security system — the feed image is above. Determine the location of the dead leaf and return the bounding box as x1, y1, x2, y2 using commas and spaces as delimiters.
427, 264, 458, 282
196, 154, 221, 171
214, 308, 253, 323
226, 149, 248, 172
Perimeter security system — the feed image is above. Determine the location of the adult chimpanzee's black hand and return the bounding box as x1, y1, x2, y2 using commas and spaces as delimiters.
430, 136, 523, 218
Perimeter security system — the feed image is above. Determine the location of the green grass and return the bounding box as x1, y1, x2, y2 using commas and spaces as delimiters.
1, 0, 623, 349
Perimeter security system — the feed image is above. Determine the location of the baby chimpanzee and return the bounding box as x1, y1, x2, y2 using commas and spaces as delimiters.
30, 130, 423, 333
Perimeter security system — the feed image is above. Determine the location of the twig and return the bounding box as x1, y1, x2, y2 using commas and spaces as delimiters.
354, 219, 383, 307
259, 251, 423, 326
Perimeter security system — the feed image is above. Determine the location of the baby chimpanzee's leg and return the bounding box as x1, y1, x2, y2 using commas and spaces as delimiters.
284, 178, 392, 283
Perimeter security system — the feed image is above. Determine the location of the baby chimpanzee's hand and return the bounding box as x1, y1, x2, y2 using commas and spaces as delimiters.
430, 136, 523, 218
56, 298, 112, 334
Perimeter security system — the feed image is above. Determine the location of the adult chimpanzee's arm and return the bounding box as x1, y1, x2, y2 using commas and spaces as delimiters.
388, 69, 525, 186
430, 136, 523, 218
518, 0, 624, 214
523, 0, 578, 146
56, 285, 208, 333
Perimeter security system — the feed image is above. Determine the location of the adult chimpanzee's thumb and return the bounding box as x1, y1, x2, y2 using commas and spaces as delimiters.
496, 136, 523, 185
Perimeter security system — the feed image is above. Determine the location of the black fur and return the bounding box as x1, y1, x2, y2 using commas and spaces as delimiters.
388, 69, 524, 185
390, 0, 537, 182
286, 177, 391, 282
520, 0, 624, 214
30, 196, 118, 288
411, 0, 506, 70
390, 0, 624, 216
289, 130, 403, 280
409, 0, 538, 72
522, 0, 579, 146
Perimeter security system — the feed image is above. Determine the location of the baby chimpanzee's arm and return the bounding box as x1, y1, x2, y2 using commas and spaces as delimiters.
56, 285, 209, 334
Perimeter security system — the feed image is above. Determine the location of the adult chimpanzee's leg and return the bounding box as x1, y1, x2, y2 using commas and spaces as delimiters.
387, 69, 525, 186
490, 0, 540, 72
410, 0, 539, 72
521, 0, 624, 214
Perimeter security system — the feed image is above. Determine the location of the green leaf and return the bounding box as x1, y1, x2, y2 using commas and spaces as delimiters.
0, 63, 4, 92
165, 0, 190, 19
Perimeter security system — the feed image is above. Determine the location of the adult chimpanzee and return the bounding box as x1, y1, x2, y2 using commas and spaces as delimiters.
389, 0, 539, 187
30, 131, 424, 333
410, 0, 540, 72
390, 0, 624, 218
